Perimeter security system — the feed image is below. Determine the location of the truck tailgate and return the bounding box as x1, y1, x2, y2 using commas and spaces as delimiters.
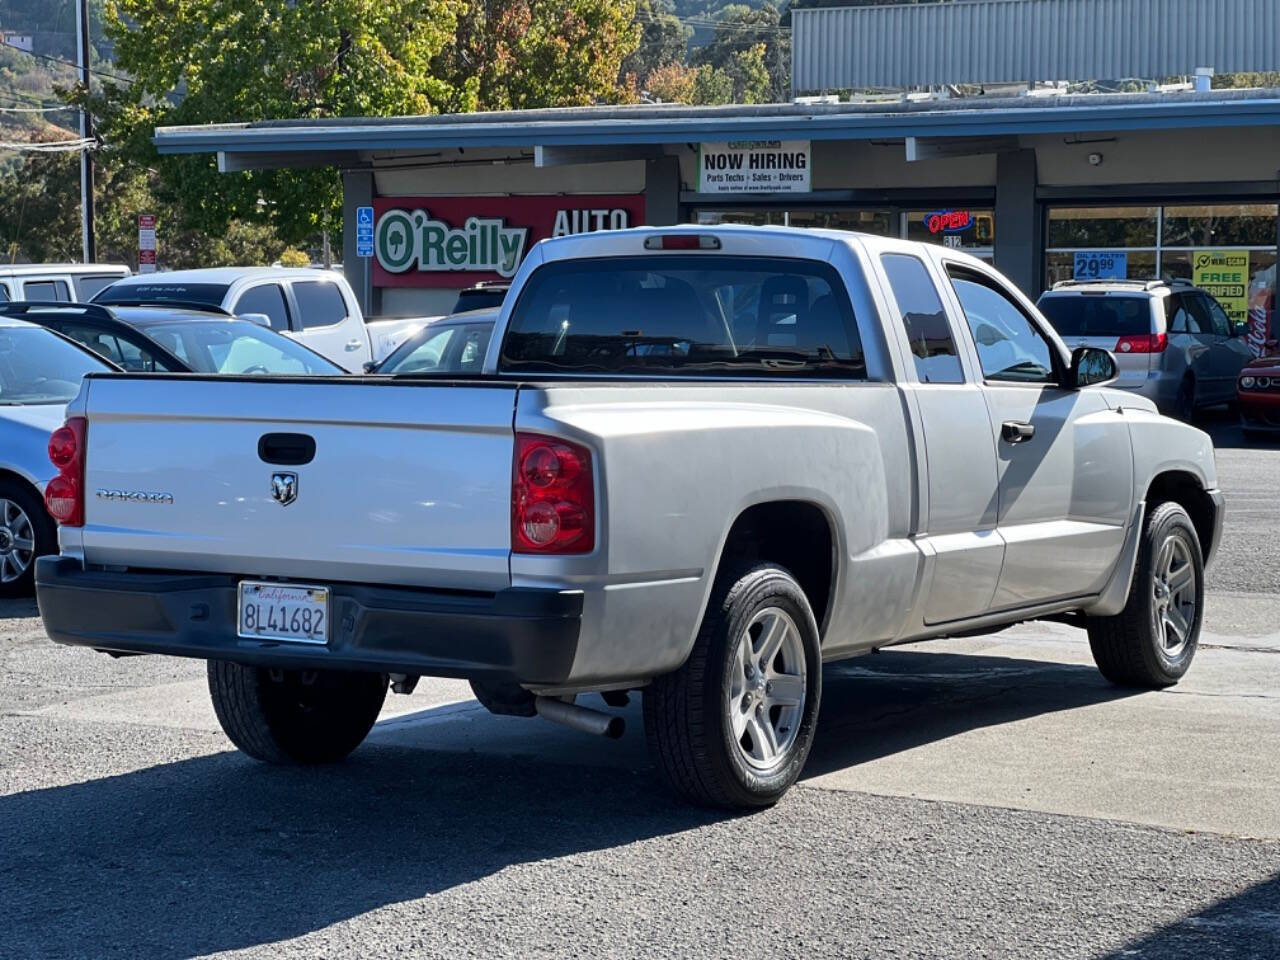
78, 377, 517, 590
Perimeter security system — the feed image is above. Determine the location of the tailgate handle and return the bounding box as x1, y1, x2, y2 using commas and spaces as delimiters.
258, 433, 316, 466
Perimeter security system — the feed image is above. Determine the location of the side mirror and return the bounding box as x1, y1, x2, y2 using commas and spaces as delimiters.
1070, 346, 1118, 388
1232, 320, 1250, 338
361, 360, 377, 374
238, 313, 272, 328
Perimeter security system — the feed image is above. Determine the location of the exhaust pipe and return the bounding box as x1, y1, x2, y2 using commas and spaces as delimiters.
535, 696, 625, 739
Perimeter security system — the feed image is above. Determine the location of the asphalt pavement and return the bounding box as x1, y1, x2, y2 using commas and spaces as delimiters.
1, 411, 1277, 959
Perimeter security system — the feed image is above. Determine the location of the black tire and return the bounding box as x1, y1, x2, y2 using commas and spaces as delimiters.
1173, 377, 1197, 422
1086, 501, 1204, 688
644, 563, 822, 809
207, 661, 388, 764
0, 477, 56, 599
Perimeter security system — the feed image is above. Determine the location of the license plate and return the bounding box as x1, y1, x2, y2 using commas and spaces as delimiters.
237, 581, 329, 644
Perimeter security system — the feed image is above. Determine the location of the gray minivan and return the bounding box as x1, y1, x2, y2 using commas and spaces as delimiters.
1037, 278, 1254, 419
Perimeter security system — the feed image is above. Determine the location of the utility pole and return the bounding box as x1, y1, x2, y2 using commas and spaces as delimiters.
76, 0, 96, 263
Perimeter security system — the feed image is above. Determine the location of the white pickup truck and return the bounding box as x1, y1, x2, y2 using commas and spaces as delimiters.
37, 226, 1224, 808
92, 268, 427, 370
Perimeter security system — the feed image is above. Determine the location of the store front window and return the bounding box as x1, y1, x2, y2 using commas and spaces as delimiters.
1046, 202, 1277, 354
906, 209, 995, 259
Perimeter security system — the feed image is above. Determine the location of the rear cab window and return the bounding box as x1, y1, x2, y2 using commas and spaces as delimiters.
499, 256, 865, 378
95, 282, 230, 307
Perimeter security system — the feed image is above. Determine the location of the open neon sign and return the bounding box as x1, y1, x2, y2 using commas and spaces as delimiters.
926, 210, 974, 235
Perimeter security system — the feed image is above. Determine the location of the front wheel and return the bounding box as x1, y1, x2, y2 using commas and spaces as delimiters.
1086, 501, 1204, 687
644, 564, 822, 809
208, 662, 388, 764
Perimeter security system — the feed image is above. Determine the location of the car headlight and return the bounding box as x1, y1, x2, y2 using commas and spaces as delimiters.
1241, 376, 1256, 389
1260, 377, 1273, 389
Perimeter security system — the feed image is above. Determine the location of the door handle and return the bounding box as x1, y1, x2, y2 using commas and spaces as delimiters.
345, 339, 362, 350
1001, 421, 1036, 444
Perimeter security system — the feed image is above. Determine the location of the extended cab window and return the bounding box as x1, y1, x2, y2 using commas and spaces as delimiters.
233, 284, 290, 332
25, 280, 71, 302
948, 270, 1056, 384
880, 254, 963, 384
500, 256, 864, 378
292, 281, 348, 330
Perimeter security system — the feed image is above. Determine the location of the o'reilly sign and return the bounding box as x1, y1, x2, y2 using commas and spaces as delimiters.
372, 195, 645, 288
699, 140, 811, 194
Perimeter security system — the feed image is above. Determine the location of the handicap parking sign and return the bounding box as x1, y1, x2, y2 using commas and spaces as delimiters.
356, 206, 375, 258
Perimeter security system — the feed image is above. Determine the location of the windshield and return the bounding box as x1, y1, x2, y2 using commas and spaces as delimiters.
142, 320, 342, 375
95, 282, 230, 308
0, 326, 112, 405
1038, 295, 1151, 338
381, 323, 493, 375
451, 288, 508, 313
499, 255, 865, 378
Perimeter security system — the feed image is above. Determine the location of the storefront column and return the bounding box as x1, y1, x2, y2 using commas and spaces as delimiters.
645, 157, 681, 226
994, 149, 1043, 297
342, 169, 376, 317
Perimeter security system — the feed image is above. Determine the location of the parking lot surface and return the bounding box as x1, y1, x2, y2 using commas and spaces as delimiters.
2, 416, 1278, 959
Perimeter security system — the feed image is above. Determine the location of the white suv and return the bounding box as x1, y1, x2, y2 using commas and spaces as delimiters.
1037, 279, 1254, 419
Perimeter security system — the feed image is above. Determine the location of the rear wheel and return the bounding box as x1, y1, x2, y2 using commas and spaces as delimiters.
1086, 501, 1203, 687
207, 662, 388, 764
0, 479, 55, 598
644, 563, 822, 809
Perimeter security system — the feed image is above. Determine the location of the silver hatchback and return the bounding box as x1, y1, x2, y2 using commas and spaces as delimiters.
1037, 279, 1254, 419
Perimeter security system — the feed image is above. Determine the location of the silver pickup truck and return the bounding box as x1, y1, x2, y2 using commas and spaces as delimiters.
36, 226, 1224, 809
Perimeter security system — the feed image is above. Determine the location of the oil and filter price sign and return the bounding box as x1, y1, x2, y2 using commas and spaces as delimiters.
1073, 251, 1127, 281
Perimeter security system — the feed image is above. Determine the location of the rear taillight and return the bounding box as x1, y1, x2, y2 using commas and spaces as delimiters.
1115, 333, 1168, 354
512, 432, 594, 554
45, 417, 86, 527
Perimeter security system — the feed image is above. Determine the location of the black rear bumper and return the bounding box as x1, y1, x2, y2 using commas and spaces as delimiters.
35, 556, 582, 684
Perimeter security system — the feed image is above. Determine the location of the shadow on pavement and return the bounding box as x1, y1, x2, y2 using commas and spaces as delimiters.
0, 597, 38, 621
1102, 871, 1280, 958
804, 646, 1137, 777
1, 648, 1140, 958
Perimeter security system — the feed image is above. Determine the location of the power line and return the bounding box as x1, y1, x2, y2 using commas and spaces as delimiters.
0, 135, 95, 152
6, 44, 134, 85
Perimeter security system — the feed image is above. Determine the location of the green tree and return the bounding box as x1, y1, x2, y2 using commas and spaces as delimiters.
689, 3, 789, 102
445, 0, 642, 111
94, 0, 473, 247
691, 64, 734, 105
624, 0, 690, 82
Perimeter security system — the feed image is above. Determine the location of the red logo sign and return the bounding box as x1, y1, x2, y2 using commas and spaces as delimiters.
371, 195, 646, 289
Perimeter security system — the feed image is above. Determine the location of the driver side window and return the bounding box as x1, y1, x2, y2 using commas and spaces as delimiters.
948, 270, 1056, 384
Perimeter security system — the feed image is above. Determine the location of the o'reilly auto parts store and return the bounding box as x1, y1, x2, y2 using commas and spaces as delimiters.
154, 0, 1280, 352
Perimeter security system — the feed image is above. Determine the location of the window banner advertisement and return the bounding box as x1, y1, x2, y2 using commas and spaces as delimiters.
1192, 250, 1250, 326
1073, 251, 1127, 280
698, 141, 811, 194
372, 195, 646, 288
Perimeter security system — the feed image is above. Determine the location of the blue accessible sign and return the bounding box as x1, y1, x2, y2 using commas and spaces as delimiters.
1073, 251, 1127, 281
355, 205, 375, 258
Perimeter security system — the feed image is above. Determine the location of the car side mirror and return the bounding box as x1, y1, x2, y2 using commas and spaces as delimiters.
361, 360, 377, 374
1232, 320, 1250, 338
238, 313, 272, 328
1070, 346, 1118, 388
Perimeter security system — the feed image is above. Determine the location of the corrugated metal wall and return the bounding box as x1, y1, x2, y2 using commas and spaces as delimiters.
793, 0, 1280, 91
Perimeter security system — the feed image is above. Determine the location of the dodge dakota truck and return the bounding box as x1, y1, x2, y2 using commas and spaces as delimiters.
36, 226, 1224, 809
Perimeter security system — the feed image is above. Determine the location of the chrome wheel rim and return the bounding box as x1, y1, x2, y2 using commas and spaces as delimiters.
1152, 533, 1196, 658
0, 498, 35, 584
726, 607, 807, 771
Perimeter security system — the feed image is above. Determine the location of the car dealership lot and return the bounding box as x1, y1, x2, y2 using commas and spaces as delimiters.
2, 416, 1277, 960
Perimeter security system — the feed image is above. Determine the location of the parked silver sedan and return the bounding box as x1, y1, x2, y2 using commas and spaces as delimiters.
0, 317, 116, 595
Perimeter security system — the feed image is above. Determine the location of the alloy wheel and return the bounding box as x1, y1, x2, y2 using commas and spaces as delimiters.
725, 607, 807, 771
